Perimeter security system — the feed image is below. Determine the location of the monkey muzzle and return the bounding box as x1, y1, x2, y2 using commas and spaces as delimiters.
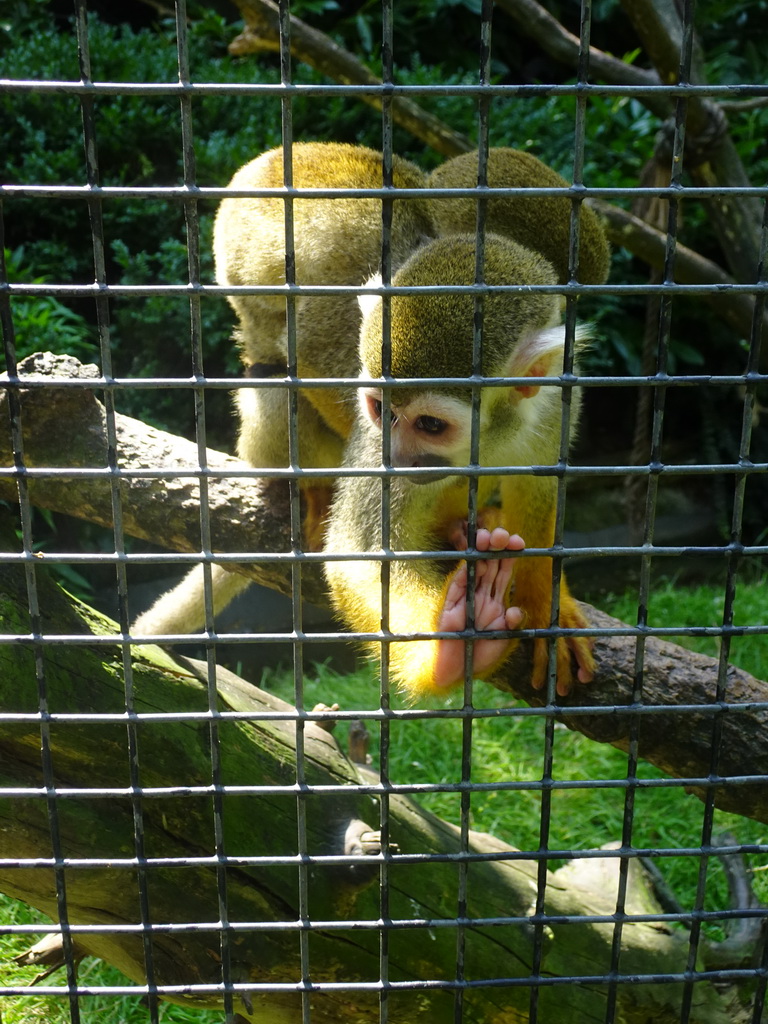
394, 454, 453, 485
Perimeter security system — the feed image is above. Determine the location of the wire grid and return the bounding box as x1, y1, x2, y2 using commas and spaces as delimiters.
1, 0, 768, 1022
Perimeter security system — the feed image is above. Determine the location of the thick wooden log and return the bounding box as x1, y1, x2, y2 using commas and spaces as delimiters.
0, 566, 752, 1023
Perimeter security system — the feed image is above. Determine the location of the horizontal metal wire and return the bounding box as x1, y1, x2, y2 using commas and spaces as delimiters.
3, 183, 768, 201
3, 372, 767, 391
3, 842, 764, 872
2, 773, 766, 803
2, 77, 768, 99
3, 618, 768, 646
4, 965, 766, 998
3, 280, 768, 298
2, 542, 768, 564
1, 463, 767, 485
3, 905, 767, 938
2, 698, 766, 725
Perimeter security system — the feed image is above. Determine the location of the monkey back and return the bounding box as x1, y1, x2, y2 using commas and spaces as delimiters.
428, 148, 611, 286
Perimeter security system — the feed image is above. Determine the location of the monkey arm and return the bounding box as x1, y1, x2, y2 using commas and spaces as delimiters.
324, 483, 526, 701
323, 546, 444, 694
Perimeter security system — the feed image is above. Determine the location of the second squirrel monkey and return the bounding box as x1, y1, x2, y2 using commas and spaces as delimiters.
325, 234, 595, 697
133, 141, 433, 636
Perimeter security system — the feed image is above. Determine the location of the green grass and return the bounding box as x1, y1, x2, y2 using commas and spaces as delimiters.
2, 578, 766, 1021
599, 574, 767, 680
0, 897, 221, 1024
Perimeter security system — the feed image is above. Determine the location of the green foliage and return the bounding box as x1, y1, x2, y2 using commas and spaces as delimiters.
2, 247, 94, 361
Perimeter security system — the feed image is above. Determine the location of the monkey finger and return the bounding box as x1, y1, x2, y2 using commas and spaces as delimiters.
476, 552, 501, 591
447, 518, 469, 551
474, 528, 492, 553
492, 544, 521, 598
505, 605, 524, 630
573, 641, 595, 684
442, 562, 469, 614
488, 526, 515, 550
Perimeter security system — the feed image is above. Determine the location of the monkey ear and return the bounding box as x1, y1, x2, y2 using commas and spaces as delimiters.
358, 273, 382, 322
505, 324, 591, 399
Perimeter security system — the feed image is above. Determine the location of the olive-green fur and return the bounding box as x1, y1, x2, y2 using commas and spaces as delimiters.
213, 141, 435, 455
215, 141, 434, 377
427, 148, 610, 286
359, 234, 559, 382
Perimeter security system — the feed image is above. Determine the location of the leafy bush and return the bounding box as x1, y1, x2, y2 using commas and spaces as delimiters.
3, 246, 94, 360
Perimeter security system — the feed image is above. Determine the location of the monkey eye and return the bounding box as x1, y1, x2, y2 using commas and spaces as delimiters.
371, 398, 397, 426
415, 415, 448, 435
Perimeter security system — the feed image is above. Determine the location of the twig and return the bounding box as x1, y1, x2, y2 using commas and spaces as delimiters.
229, 0, 473, 158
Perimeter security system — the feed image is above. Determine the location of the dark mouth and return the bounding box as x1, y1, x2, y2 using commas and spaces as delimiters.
398, 458, 453, 485
405, 470, 451, 486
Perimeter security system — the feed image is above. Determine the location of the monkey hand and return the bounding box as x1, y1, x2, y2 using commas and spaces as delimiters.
432, 527, 525, 689
445, 508, 508, 551
530, 591, 594, 697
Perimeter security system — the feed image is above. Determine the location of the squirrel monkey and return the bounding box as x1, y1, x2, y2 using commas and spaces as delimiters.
133, 141, 433, 636
324, 233, 598, 698
134, 143, 609, 696
216, 141, 433, 486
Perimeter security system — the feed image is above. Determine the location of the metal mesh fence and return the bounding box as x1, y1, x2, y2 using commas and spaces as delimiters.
1, 0, 767, 1022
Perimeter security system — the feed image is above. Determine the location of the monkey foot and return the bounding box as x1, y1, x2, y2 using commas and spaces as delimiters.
531, 607, 595, 697
432, 527, 525, 689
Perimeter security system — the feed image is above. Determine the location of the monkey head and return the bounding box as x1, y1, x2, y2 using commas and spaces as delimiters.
356, 234, 579, 477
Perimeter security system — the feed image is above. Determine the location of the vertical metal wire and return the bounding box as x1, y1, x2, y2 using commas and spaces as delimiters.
449, 5, 492, 1021
277, 5, 312, 1020
681, 24, 766, 1023
751, 903, 768, 1024
0, 154, 82, 1024
629, 2, 692, 1012
73, 2, 162, 1018
175, 0, 235, 1017
580, 0, 634, 1016
378, 2, 395, 1019
614, 10, 691, 1018
528, 4, 590, 1020
744, 222, 768, 1024
619, 5, 695, 1021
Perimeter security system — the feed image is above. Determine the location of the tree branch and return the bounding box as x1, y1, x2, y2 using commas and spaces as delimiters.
228, 0, 473, 158
492, 0, 664, 96
2, 352, 767, 825
718, 96, 768, 113
591, 199, 768, 364
0, 352, 319, 600
619, 0, 763, 283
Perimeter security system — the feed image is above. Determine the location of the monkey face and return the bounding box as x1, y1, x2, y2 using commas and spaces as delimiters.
360, 387, 472, 483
